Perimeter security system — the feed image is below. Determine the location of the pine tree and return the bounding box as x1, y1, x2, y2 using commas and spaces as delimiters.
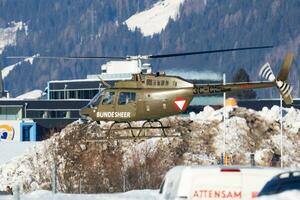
230, 68, 257, 99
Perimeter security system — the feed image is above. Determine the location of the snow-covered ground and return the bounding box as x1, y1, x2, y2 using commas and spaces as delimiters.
0, 189, 300, 200
0, 189, 158, 200
0, 142, 37, 165
1, 105, 300, 194
0, 21, 27, 55
124, 0, 185, 36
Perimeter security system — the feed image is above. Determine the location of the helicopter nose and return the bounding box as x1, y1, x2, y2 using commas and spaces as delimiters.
79, 107, 92, 121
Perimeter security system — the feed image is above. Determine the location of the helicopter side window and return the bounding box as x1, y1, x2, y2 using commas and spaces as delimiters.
146, 79, 152, 86
118, 92, 136, 105
102, 92, 115, 105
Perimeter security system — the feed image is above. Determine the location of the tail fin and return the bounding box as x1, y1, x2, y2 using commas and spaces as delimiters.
259, 53, 294, 105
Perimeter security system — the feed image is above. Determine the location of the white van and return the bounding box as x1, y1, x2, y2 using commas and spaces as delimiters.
158, 166, 287, 200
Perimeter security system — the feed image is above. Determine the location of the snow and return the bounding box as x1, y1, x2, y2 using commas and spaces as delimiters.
0, 140, 53, 191
0, 189, 299, 200
0, 142, 36, 165
1, 105, 300, 194
124, 0, 185, 37
0, 190, 158, 200
16, 89, 43, 100
0, 21, 28, 55
190, 106, 223, 122
2, 54, 39, 79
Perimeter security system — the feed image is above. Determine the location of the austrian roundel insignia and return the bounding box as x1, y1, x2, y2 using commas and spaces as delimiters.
173, 97, 189, 111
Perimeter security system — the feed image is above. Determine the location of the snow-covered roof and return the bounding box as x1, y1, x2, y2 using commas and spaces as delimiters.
16, 90, 43, 100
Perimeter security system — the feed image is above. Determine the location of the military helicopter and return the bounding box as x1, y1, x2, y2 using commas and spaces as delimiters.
78, 49, 293, 138
9, 46, 294, 139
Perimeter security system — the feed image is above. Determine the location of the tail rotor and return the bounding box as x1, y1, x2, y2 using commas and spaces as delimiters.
259, 53, 294, 105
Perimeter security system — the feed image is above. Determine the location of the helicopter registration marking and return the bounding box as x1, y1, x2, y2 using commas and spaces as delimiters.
97, 112, 131, 118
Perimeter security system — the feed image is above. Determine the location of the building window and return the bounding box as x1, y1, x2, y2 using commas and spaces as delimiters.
69, 91, 76, 99
161, 80, 165, 86
0, 107, 22, 120
118, 92, 136, 105
166, 80, 169, 86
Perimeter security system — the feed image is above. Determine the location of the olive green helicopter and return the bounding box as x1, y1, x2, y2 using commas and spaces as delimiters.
9, 46, 294, 139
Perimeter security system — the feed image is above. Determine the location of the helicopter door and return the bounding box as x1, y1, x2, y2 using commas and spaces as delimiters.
97, 91, 116, 120
115, 91, 136, 120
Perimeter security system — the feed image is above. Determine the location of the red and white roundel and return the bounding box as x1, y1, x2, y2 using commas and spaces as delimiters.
173, 97, 189, 111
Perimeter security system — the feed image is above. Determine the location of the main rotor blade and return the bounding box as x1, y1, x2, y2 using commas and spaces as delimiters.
149, 45, 273, 59
7, 45, 273, 60
7, 56, 127, 60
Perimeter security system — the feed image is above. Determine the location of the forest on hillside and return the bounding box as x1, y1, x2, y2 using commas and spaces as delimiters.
0, 0, 299, 97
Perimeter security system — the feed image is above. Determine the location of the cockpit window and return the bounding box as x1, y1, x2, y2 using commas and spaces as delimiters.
88, 91, 102, 107
118, 92, 136, 105
102, 91, 115, 105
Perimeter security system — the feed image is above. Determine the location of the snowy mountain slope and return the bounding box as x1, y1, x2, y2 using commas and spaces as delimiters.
124, 0, 186, 36
1, 1, 300, 97
0, 22, 27, 55
1, 54, 37, 79
0, 106, 300, 193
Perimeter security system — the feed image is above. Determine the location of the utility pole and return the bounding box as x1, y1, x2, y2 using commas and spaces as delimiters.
280, 95, 283, 168
223, 73, 226, 165
52, 164, 57, 193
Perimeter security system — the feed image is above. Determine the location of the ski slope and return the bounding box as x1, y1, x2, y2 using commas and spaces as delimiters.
125, 0, 185, 37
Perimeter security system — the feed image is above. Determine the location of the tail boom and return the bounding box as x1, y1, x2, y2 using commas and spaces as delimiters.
193, 81, 275, 95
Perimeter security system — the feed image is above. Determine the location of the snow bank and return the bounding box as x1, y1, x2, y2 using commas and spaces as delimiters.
0, 142, 36, 165
0, 140, 54, 192
124, 0, 185, 36
1, 105, 300, 193
0, 189, 158, 200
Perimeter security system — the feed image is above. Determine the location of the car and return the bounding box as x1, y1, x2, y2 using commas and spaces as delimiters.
258, 170, 300, 197
158, 166, 288, 200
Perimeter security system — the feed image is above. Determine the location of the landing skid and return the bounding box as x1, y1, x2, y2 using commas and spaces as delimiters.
86, 120, 180, 141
